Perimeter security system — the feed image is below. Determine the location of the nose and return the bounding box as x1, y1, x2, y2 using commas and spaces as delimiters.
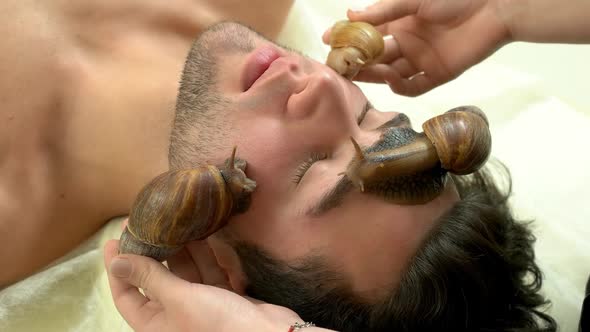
272, 56, 304, 76
286, 64, 350, 121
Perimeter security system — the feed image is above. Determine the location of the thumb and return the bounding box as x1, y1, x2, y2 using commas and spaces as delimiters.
109, 251, 188, 307
347, 0, 422, 25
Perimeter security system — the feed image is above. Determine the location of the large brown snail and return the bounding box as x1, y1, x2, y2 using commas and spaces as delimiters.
343, 106, 492, 204
118, 147, 256, 261
118, 107, 490, 259
326, 20, 385, 79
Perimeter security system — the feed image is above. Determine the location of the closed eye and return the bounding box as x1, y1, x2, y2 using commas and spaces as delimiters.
293, 100, 371, 185
357, 100, 372, 125
292, 152, 328, 184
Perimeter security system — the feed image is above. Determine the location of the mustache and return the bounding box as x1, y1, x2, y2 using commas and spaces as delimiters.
365, 113, 417, 154
351, 113, 448, 205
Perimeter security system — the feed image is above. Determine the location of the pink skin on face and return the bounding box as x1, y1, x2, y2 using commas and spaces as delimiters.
206, 30, 460, 296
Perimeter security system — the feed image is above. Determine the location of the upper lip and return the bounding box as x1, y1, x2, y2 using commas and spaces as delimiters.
242, 45, 282, 91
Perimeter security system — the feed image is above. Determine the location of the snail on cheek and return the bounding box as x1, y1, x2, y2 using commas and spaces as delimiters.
116, 22, 494, 260
118, 147, 257, 262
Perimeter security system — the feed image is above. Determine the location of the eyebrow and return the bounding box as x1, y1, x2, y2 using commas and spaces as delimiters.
307, 176, 355, 217
306, 109, 411, 218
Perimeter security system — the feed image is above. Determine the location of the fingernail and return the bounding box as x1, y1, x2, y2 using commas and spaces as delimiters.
348, 6, 366, 13
110, 257, 131, 278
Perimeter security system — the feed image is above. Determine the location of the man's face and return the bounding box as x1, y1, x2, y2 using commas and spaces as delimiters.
190, 23, 459, 296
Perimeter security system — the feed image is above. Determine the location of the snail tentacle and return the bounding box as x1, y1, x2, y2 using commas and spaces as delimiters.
341, 106, 492, 204
118, 147, 257, 261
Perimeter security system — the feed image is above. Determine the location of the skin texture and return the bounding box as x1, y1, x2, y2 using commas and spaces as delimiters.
0, 0, 293, 287
157, 22, 461, 298
104, 22, 461, 331
99, 1, 590, 330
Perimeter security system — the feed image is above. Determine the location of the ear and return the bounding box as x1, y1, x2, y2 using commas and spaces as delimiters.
206, 234, 248, 295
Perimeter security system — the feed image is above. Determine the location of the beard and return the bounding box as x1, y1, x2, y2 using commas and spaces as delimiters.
359, 115, 448, 205
170, 22, 258, 169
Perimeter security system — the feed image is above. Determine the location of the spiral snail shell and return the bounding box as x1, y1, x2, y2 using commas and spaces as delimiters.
326, 20, 385, 79
118, 147, 256, 261
343, 106, 492, 204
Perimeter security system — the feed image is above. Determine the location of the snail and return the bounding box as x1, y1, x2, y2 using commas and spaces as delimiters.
118, 147, 256, 261
326, 20, 385, 79
343, 106, 492, 204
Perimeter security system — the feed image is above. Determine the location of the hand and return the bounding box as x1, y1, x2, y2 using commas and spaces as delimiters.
103, 239, 302, 332
323, 0, 512, 96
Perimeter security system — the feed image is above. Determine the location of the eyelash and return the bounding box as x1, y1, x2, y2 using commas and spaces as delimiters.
292, 152, 328, 184
291, 106, 368, 185
358, 106, 370, 125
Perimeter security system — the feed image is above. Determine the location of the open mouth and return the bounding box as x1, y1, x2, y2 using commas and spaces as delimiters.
242, 45, 282, 91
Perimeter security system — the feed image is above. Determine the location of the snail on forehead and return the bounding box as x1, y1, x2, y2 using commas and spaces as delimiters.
326, 20, 385, 79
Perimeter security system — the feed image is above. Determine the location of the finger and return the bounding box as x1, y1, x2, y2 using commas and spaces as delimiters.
389, 71, 438, 97
355, 64, 436, 96
167, 247, 203, 283
355, 63, 406, 88
347, 0, 422, 26
106, 243, 191, 325
354, 63, 393, 84
390, 30, 452, 84
374, 35, 402, 64
391, 58, 420, 78
322, 28, 331, 45
186, 241, 231, 289
104, 240, 161, 329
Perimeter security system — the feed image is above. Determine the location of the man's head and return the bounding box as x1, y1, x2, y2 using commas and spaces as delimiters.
169, 22, 556, 331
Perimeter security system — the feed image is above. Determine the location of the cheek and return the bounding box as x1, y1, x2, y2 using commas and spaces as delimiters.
227, 203, 316, 261
307, 195, 436, 292
225, 118, 306, 249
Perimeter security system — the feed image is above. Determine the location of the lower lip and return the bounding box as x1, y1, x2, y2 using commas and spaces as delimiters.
242, 46, 281, 91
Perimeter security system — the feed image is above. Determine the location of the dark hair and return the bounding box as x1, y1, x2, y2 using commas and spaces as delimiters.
233, 161, 557, 332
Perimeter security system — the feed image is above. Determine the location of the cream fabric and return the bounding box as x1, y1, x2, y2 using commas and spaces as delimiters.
1, 1, 588, 331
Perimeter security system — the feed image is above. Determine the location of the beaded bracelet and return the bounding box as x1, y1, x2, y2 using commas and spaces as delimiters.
288, 322, 316, 331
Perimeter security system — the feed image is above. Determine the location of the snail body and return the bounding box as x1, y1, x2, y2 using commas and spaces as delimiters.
343, 106, 492, 204
119, 147, 256, 261
326, 20, 384, 79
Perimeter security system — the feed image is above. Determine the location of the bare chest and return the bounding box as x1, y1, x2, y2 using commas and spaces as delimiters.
0, 0, 205, 218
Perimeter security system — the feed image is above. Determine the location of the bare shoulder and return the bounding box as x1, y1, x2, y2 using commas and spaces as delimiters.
0, 0, 158, 286
0, 0, 294, 287
203, 0, 295, 39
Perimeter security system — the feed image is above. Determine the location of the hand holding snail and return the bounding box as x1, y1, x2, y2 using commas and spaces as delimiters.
326, 20, 385, 79
118, 147, 256, 261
